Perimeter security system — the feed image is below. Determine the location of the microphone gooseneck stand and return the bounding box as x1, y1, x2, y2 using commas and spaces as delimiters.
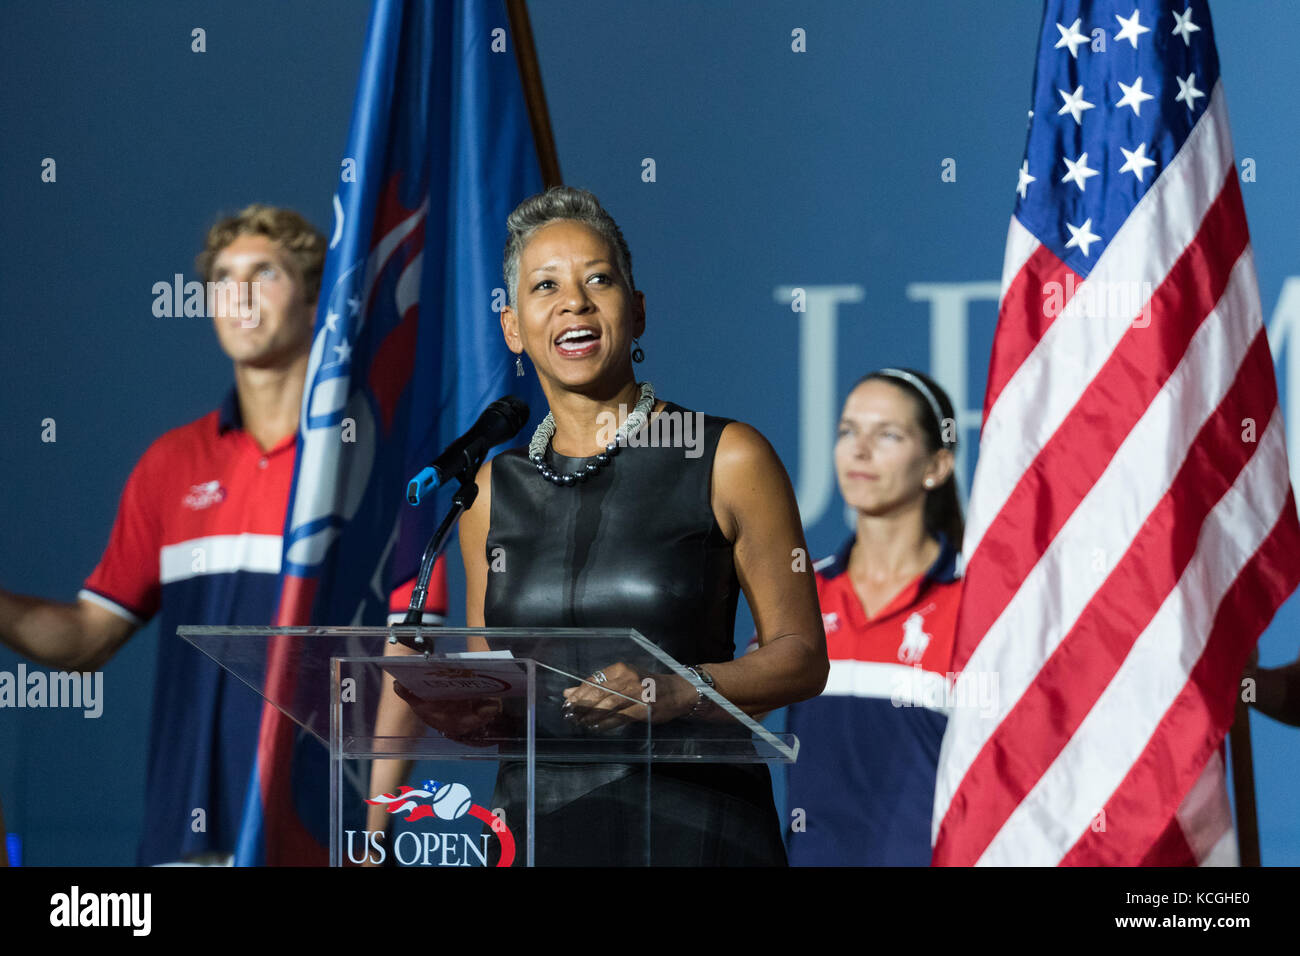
398, 452, 482, 652
396, 394, 530, 653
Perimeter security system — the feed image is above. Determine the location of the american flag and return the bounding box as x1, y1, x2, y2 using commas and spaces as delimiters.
931, 0, 1300, 866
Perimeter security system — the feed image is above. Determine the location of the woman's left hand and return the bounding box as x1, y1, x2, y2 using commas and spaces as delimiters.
562, 662, 697, 730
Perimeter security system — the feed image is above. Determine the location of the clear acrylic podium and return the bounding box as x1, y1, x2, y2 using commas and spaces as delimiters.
178, 626, 799, 866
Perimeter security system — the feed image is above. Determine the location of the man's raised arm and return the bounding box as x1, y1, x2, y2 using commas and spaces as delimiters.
0, 590, 136, 671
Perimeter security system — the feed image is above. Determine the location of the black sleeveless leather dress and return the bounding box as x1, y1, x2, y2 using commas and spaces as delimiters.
483, 400, 787, 865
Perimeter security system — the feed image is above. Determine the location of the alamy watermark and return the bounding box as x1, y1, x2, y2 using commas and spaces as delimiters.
0, 664, 103, 718
595, 405, 705, 458
891, 667, 999, 718
152, 274, 262, 327
1042, 273, 1153, 328
50, 886, 150, 935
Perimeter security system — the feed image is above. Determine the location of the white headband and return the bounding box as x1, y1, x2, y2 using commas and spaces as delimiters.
874, 368, 955, 447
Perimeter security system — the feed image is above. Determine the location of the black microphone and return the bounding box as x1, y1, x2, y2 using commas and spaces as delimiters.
406, 395, 529, 504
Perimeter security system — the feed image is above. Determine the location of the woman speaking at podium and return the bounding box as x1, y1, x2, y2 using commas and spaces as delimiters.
457, 186, 828, 865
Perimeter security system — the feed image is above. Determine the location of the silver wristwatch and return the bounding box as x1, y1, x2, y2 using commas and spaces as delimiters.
685, 664, 715, 718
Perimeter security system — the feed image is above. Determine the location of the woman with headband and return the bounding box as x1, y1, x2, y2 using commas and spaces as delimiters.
783, 367, 964, 866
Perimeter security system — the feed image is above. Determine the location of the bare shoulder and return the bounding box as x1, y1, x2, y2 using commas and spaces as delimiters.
459, 456, 495, 629
710, 420, 795, 542
475, 455, 495, 509
714, 420, 782, 476
457, 456, 494, 564
460, 456, 494, 535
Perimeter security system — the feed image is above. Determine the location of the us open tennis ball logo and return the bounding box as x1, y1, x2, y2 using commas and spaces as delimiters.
364, 779, 515, 866
429, 781, 472, 819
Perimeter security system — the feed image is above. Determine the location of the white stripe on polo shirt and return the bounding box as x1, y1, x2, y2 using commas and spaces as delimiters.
77, 588, 145, 627
822, 658, 953, 715
159, 534, 282, 585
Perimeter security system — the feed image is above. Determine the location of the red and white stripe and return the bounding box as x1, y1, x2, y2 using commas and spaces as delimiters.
932, 83, 1300, 866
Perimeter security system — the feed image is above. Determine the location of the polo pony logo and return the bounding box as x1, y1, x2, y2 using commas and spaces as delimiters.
898, 612, 931, 664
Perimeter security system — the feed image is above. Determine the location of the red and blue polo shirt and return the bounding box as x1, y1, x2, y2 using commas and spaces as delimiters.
785, 532, 963, 866
81, 389, 444, 864
81, 390, 298, 864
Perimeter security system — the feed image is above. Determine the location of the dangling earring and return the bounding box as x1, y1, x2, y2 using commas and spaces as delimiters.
516, 353, 525, 377
631, 338, 645, 363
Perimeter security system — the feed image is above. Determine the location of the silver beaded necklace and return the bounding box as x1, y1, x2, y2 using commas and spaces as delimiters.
528, 381, 656, 485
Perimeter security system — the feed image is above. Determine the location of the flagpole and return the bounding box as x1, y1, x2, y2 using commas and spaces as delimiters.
1229, 698, 1260, 866
506, 0, 562, 188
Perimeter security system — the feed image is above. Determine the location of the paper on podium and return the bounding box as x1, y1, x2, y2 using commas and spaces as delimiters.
380, 656, 529, 702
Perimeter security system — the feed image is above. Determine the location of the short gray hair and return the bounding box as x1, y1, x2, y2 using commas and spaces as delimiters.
502, 186, 635, 310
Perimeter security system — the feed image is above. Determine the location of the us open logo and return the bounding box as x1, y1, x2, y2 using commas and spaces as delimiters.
348, 779, 515, 867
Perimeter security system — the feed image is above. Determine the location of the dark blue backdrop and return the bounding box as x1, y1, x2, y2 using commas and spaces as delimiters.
2, 0, 1297, 864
